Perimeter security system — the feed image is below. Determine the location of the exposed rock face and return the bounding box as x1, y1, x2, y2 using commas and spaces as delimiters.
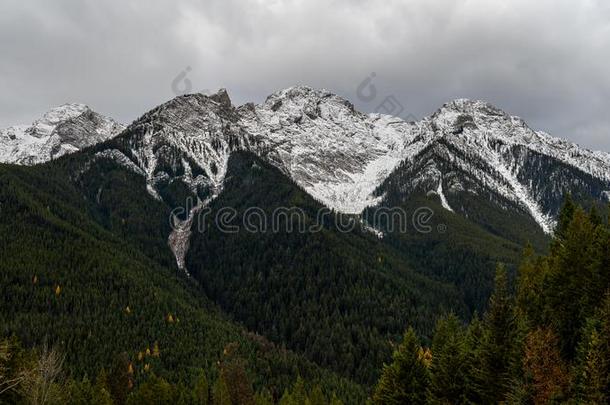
0, 104, 124, 165
5, 88, 610, 239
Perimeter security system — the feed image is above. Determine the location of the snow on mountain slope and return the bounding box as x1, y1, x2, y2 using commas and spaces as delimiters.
369, 98, 610, 232
239, 91, 609, 232
429, 99, 610, 182
8, 89, 609, 237
102, 90, 261, 270
239, 86, 416, 213
0, 104, 124, 165
58, 87, 609, 270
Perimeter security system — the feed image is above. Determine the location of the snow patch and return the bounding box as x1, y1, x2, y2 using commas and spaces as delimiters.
95, 149, 145, 176
0, 104, 123, 165
437, 181, 454, 212
490, 150, 555, 233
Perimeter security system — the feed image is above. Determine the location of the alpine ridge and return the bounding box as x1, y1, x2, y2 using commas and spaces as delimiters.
0, 103, 124, 165
4, 87, 610, 237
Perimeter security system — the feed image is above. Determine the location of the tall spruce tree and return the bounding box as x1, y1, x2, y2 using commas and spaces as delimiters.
545, 208, 598, 356
192, 371, 210, 405
575, 292, 610, 403
556, 193, 576, 241
212, 373, 231, 405
476, 264, 520, 403
428, 314, 469, 404
372, 328, 429, 405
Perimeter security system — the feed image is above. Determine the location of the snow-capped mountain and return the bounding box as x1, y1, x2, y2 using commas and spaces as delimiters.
239, 87, 414, 213
374, 98, 610, 233
0, 104, 124, 165
17, 86, 602, 269
8, 88, 610, 240
239, 88, 609, 233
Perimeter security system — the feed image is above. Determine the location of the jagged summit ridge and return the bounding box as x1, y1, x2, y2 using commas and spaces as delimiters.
4, 88, 610, 235
239, 85, 414, 213
0, 103, 124, 165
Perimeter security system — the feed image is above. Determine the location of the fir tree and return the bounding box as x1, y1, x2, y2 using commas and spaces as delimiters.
192, 371, 209, 405
575, 293, 610, 403
290, 376, 308, 405
308, 385, 327, 405
254, 389, 274, 405
372, 328, 429, 405
212, 372, 231, 405
108, 353, 132, 405
278, 389, 295, 405
126, 374, 175, 405
546, 208, 598, 356
476, 264, 519, 403
556, 193, 576, 240
428, 314, 469, 404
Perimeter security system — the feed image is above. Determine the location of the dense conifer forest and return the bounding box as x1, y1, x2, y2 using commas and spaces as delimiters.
373, 198, 610, 404
1, 149, 608, 404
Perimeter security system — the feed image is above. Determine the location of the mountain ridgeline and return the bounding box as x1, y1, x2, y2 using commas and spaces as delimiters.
1, 86, 610, 403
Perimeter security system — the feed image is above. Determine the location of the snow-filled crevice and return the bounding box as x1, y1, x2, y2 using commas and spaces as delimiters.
437, 180, 454, 212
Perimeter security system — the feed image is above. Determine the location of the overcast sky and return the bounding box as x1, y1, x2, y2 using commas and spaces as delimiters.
1, 0, 609, 151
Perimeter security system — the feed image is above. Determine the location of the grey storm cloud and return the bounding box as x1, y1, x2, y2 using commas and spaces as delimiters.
1, 0, 609, 151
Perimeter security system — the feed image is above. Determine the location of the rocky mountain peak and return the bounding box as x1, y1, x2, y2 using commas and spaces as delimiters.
0, 104, 123, 165
27, 103, 90, 138
209, 88, 232, 109
3, 87, 610, 236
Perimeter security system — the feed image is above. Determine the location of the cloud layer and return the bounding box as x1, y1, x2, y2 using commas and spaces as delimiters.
1, 0, 609, 150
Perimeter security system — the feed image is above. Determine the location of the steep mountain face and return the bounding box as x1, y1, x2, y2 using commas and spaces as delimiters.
5, 89, 609, 232
0, 103, 124, 165
91, 91, 262, 269
185, 151, 467, 384
13, 87, 602, 271
97, 91, 251, 202
5, 88, 610, 259
374, 99, 610, 234
239, 87, 414, 213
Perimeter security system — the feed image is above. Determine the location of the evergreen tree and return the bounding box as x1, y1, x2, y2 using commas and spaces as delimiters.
372, 328, 429, 405
278, 389, 296, 405
476, 264, 520, 403
556, 193, 576, 240
575, 293, 610, 403
546, 208, 598, 356
64, 376, 113, 405
516, 244, 547, 326
192, 371, 209, 405
254, 389, 274, 405
461, 314, 485, 404
589, 205, 603, 227
308, 385, 327, 405
126, 374, 175, 405
212, 372, 231, 405
108, 353, 132, 405
290, 376, 308, 405
328, 393, 343, 405
428, 314, 469, 404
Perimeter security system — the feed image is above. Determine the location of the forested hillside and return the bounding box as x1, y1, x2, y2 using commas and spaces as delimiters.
372, 199, 610, 404
187, 152, 468, 385
0, 162, 366, 404
2, 141, 608, 404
